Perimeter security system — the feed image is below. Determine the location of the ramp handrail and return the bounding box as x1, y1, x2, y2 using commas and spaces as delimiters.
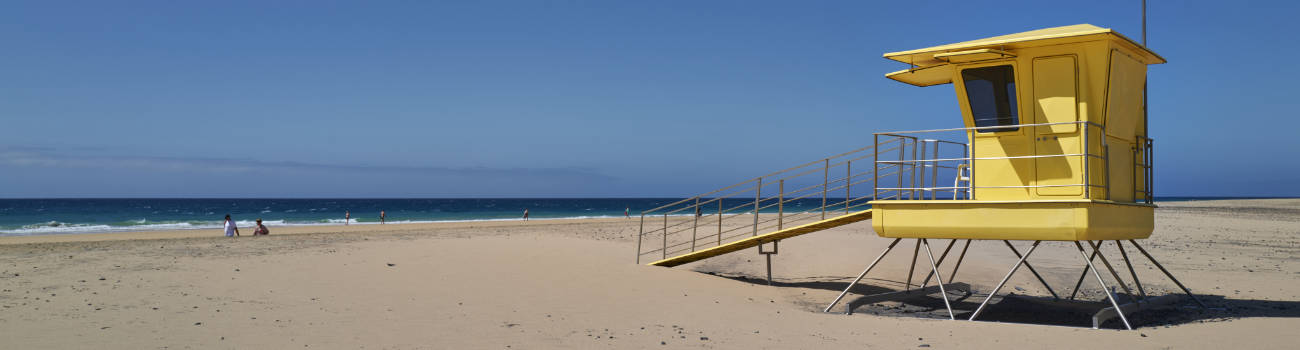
636, 139, 938, 264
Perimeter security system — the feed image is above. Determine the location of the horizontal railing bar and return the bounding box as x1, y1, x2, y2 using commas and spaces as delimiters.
877, 153, 1100, 163
642, 144, 888, 214
874, 120, 1104, 136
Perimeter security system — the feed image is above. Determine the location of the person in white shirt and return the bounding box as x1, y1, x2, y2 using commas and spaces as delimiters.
224, 214, 240, 237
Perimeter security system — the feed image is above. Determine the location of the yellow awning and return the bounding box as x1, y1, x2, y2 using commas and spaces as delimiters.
885, 64, 953, 87
883, 24, 1165, 69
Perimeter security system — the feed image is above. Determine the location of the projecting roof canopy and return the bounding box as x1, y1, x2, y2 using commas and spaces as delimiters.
883, 24, 1165, 87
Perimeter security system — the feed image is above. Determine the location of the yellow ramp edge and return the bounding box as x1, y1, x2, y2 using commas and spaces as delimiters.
649, 210, 872, 267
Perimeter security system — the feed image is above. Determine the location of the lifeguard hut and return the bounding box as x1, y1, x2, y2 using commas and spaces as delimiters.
634, 24, 1200, 329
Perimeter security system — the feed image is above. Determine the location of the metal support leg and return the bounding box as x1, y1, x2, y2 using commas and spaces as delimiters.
969, 240, 1041, 321
1003, 240, 1060, 300
1074, 241, 1132, 330
921, 239, 956, 320
906, 239, 920, 290
1129, 240, 1207, 307
1116, 241, 1147, 300
1088, 241, 1135, 300
948, 240, 972, 282
825, 238, 902, 313
1069, 248, 1100, 300
919, 239, 957, 288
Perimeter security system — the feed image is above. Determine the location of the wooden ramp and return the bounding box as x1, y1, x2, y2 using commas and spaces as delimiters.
648, 210, 872, 267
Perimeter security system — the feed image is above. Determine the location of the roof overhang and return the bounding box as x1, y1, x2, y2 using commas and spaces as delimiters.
882, 24, 1165, 87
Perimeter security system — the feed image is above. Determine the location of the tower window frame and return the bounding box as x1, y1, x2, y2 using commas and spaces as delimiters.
960, 65, 1020, 133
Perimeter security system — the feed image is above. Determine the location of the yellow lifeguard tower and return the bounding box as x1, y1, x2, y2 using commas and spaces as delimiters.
635, 24, 1201, 329
870, 23, 1158, 241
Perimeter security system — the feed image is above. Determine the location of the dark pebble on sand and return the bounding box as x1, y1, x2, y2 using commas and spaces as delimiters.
919, 344, 931, 348
386, 263, 395, 267
700, 337, 709, 341
194, 322, 202, 326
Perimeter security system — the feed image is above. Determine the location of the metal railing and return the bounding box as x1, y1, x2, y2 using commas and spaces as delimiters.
871, 121, 1153, 203
1135, 136, 1154, 204
635, 141, 912, 264
635, 120, 1156, 264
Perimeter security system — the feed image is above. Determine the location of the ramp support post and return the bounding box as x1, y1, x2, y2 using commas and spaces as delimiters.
759, 240, 779, 285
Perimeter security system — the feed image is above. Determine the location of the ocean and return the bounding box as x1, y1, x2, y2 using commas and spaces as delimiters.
0, 198, 829, 237
0, 197, 1262, 237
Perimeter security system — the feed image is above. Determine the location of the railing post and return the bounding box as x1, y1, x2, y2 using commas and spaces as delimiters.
822, 158, 829, 220
845, 160, 852, 214
662, 213, 668, 260
931, 140, 939, 200
637, 213, 645, 264
1132, 139, 1139, 202
717, 199, 723, 245
1148, 139, 1154, 204
778, 179, 785, 230
753, 178, 762, 237
968, 131, 976, 200
1104, 143, 1111, 200
897, 139, 905, 199
917, 140, 927, 200
691, 197, 700, 252
873, 134, 879, 201
911, 137, 920, 199
1084, 124, 1091, 199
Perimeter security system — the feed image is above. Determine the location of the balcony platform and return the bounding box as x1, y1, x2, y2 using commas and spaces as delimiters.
869, 199, 1154, 241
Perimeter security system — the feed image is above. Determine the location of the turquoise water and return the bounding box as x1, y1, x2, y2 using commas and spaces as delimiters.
0, 198, 825, 236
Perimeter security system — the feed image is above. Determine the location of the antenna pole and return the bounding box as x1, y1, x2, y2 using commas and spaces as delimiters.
1142, 0, 1151, 194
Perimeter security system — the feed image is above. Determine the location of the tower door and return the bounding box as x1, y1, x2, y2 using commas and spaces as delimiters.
1032, 56, 1082, 196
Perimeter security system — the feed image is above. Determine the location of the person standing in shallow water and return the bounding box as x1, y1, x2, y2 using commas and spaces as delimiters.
522, 208, 529, 221
345, 210, 350, 225
625, 207, 629, 218
380, 210, 386, 224
223, 214, 240, 237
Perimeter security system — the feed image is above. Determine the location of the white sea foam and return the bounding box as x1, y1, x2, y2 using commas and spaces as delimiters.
0, 215, 637, 237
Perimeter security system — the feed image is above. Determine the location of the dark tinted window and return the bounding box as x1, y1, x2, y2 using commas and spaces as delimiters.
962, 65, 1019, 132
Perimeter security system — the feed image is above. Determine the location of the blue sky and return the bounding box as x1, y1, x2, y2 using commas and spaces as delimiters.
2, 1, 1297, 197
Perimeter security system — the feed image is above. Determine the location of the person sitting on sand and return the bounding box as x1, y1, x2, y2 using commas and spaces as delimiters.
253, 219, 270, 235
224, 214, 240, 237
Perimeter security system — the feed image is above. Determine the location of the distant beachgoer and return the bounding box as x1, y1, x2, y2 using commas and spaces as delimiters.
254, 219, 270, 235
345, 210, 350, 225
695, 206, 702, 217
380, 210, 386, 224
523, 208, 530, 221
223, 214, 240, 237
625, 207, 629, 218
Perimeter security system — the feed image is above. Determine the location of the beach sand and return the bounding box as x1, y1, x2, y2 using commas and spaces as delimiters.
1, 199, 1296, 349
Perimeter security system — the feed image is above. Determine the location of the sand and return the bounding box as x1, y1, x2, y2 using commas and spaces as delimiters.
1, 199, 1297, 349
